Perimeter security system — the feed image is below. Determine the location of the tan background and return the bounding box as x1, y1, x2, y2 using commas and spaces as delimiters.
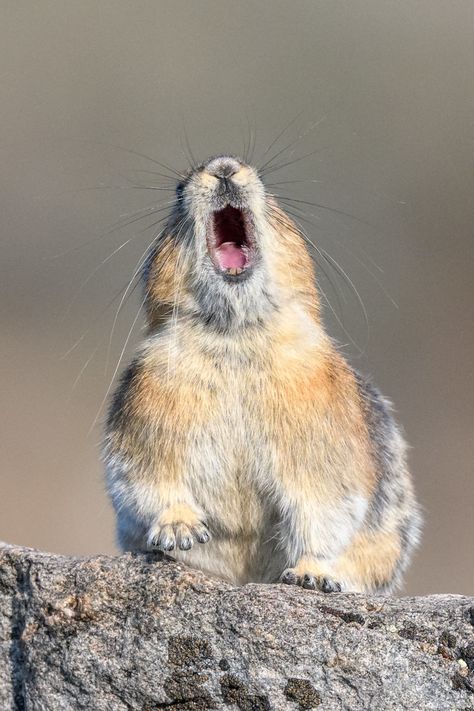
1, 1, 473, 595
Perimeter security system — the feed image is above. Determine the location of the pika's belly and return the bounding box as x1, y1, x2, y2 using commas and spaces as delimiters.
183, 464, 282, 584
173, 525, 285, 585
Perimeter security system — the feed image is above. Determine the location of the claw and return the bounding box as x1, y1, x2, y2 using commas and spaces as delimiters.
302, 574, 316, 590
280, 567, 342, 593
321, 577, 341, 593
281, 569, 298, 585
178, 537, 193, 550
176, 524, 194, 551
154, 524, 175, 551
195, 527, 210, 544
148, 520, 211, 551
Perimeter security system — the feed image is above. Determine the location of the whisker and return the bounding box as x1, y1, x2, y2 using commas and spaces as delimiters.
181, 122, 198, 169
267, 207, 346, 319
268, 194, 381, 270
259, 147, 327, 178
124, 168, 176, 185
125, 185, 179, 193
258, 115, 326, 175
249, 112, 258, 165
242, 109, 258, 165
273, 194, 376, 230
61, 238, 133, 322
300, 247, 365, 353
179, 137, 193, 171
271, 196, 391, 305
71, 345, 99, 392
104, 238, 160, 377
279, 207, 369, 353
50, 201, 174, 259
242, 113, 251, 165
71, 137, 185, 180
317, 244, 370, 349
102, 199, 177, 235
264, 179, 323, 186
89, 292, 148, 435
35, 183, 175, 202
69, 234, 184, 385
61, 277, 142, 359
103, 212, 190, 379
256, 110, 305, 167
114, 172, 176, 192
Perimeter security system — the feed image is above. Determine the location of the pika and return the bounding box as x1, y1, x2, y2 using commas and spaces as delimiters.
104, 154, 421, 593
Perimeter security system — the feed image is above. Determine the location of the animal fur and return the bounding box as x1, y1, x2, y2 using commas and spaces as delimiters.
104, 155, 421, 593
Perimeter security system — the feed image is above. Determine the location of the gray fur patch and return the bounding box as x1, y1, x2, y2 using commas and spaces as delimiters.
355, 372, 422, 581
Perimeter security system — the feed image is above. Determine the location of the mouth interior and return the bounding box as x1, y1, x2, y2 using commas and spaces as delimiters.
211, 206, 252, 273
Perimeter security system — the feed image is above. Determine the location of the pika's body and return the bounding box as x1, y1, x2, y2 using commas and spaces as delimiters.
104, 155, 421, 593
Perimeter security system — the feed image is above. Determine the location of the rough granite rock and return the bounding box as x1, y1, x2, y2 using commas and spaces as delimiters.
0, 544, 473, 710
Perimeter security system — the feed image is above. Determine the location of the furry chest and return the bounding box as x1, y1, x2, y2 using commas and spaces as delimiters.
183, 383, 273, 535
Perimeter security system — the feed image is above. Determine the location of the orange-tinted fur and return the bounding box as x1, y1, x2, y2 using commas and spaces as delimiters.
104, 155, 421, 593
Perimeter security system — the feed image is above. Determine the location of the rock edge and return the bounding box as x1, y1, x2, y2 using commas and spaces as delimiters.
0, 543, 473, 710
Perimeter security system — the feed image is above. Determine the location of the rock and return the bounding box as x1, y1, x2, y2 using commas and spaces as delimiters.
0, 543, 473, 710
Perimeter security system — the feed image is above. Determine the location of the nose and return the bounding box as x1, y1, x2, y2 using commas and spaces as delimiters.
205, 156, 241, 180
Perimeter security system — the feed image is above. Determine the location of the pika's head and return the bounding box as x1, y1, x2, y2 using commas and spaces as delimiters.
145, 155, 317, 331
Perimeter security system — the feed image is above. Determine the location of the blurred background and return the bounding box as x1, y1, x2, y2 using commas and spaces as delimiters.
1, 1, 473, 595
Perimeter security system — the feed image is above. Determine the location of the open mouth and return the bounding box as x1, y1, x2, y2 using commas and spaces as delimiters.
208, 206, 255, 277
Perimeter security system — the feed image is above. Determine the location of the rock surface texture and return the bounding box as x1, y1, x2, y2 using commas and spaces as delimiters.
0, 544, 473, 710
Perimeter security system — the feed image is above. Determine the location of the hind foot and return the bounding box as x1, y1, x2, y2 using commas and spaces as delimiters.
280, 557, 342, 593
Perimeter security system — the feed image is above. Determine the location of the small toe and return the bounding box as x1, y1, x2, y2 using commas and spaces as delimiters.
321, 577, 342, 593
157, 525, 176, 551
194, 524, 211, 544
281, 569, 298, 585
176, 524, 194, 551
302, 574, 317, 590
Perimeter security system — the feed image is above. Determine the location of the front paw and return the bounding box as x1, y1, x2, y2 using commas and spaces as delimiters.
280, 565, 342, 593
147, 505, 210, 552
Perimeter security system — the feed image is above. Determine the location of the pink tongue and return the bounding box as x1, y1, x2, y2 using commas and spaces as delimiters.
216, 242, 246, 269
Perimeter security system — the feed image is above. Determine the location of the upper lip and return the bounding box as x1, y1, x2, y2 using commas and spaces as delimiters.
207, 205, 256, 277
